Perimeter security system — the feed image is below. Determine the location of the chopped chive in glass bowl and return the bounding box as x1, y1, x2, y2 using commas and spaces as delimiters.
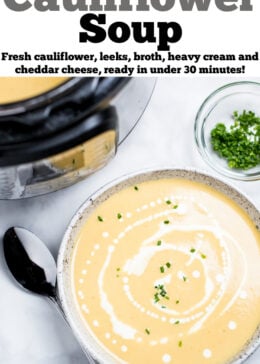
195, 81, 260, 181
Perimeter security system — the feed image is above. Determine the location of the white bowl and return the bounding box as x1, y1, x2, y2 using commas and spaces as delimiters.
57, 168, 260, 364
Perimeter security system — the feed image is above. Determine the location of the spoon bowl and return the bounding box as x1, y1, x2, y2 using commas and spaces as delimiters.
3, 226, 96, 364
3, 227, 57, 297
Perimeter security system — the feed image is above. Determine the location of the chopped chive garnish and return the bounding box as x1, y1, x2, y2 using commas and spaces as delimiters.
145, 328, 150, 335
160, 266, 165, 273
210, 110, 260, 170
164, 220, 170, 224
166, 200, 172, 205
183, 276, 187, 282
134, 186, 139, 191
161, 305, 166, 309
178, 340, 183, 347
117, 213, 122, 219
174, 320, 180, 325
175, 300, 180, 304
154, 293, 160, 303
201, 253, 207, 259
154, 284, 170, 302
157, 240, 162, 246
173, 205, 178, 209
97, 216, 103, 222
116, 268, 120, 272
190, 248, 196, 253
154, 293, 159, 298
166, 262, 171, 268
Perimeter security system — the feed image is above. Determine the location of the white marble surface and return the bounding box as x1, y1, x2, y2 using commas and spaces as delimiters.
0, 78, 259, 364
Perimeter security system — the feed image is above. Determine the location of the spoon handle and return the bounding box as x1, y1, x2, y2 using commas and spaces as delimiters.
49, 295, 98, 364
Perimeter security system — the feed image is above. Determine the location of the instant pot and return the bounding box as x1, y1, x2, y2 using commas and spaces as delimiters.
0, 77, 155, 199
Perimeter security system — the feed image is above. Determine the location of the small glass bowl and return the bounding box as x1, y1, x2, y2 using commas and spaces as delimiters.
195, 81, 260, 181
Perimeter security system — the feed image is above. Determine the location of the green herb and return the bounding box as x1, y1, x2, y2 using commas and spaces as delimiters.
190, 248, 196, 253
175, 300, 180, 304
183, 276, 187, 282
116, 268, 120, 277
201, 254, 207, 259
157, 240, 162, 246
134, 186, 139, 191
173, 204, 178, 209
161, 305, 166, 309
160, 262, 171, 273
117, 213, 122, 220
154, 292, 160, 303
145, 328, 150, 335
174, 320, 180, 325
97, 216, 103, 222
210, 110, 260, 170
159, 286, 167, 297
178, 340, 183, 347
154, 284, 169, 302
164, 220, 170, 224
166, 200, 172, 205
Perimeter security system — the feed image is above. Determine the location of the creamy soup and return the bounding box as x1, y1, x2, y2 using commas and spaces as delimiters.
0, 77, 68, 104
72, 178, 260, 364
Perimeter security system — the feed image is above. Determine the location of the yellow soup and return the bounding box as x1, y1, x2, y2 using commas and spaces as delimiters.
0, 77, 68, 104
72, 178, 260, 364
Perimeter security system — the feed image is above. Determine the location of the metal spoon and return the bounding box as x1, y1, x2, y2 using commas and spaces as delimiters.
3, 226, 96, 364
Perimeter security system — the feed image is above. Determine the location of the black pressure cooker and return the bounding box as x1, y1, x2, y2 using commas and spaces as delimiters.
0, 78, 155, 199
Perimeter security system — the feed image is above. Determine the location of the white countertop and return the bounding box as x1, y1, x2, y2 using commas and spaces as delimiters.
0, 78, 259, 364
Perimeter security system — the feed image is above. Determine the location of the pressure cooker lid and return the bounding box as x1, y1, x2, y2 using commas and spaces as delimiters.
0, 78, 96, 144
0, 77, 129, 166
0, 106, 118, 167
0, 78, 129, 145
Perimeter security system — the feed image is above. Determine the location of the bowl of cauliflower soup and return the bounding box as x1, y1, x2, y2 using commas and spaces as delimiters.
57, 168, 260, 364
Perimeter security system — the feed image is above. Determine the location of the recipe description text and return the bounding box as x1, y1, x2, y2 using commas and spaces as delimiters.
1, 50, 259, 76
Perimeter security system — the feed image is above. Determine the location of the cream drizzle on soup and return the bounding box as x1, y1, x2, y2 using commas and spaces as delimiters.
72, 178, 260, 364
